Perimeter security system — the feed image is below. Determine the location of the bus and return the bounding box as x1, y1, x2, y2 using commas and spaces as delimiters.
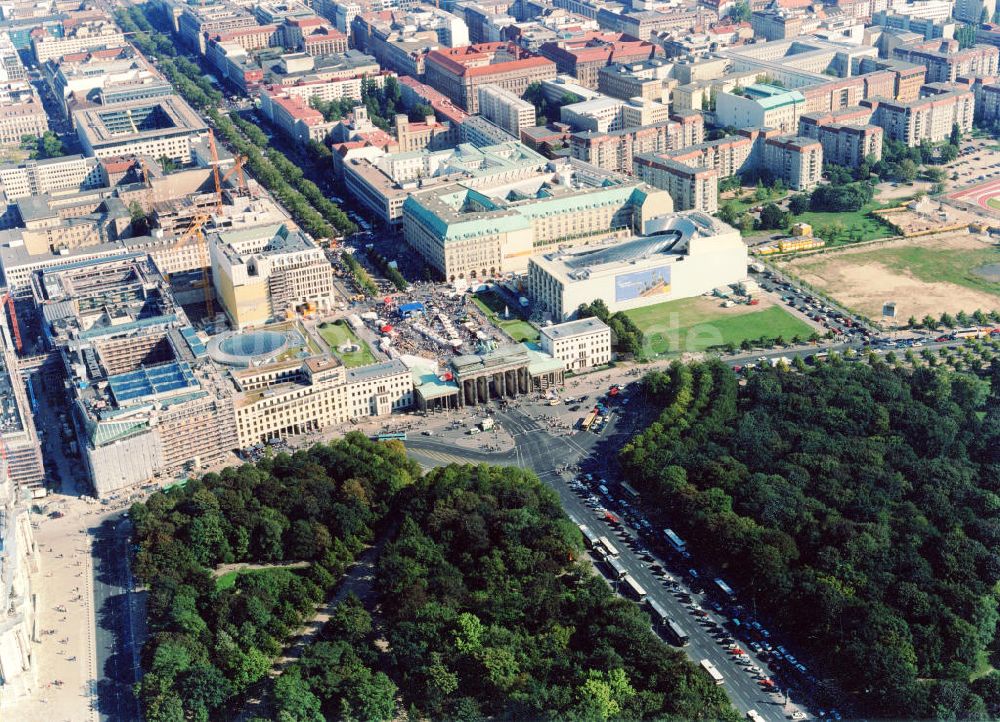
664, 617, 689, 647
602, 555, 628, 580
620, 481, 640, 499
700, 659, 725, 685
578, 524, 600, 550
714, 577, 736, 601
954, 326, 988, 339
598, 536, 620, 558
581, 409, 598, 431
747, 710, 766, 722
663, 528, 687, 556
374, 432, 407, 441
621, 574, 647, 602
646, 598, 670, 627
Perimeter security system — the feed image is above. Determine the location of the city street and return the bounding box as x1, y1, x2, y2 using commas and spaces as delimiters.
405, 402, 806, 721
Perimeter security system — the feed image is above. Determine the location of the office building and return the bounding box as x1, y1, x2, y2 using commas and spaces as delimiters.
477, 84, 536, 137
351, 5, 470, 79
0, 86, 47, 146
425, 42, 557, 112
537, 31, 661, 89
715, 83, 806, 134
527, 212, 746, 321
0, 155, 103, 202
402, 158, 672, 280
0, 453, 37, 709
73, 95, 210, 163
598, 59, 673, 104
209, 223, 335, 329
539, 316, 612, 371
344, 140, 548, 227
31, 15, 125, 63
560, 94, 670, 133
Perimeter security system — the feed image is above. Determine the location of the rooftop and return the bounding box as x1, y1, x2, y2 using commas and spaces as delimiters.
539, 316, 609, 341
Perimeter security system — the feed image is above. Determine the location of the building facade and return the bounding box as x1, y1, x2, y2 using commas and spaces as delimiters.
539, 316, 612, 370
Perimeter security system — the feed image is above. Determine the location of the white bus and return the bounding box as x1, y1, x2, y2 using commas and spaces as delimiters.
700, 659, 725, 685
622, 574, 647, 602
747, 710, 766, 722
663, 528, 687, 555
598, 536, 620, 558
602, 555, 628, 580
579, 524, 600, 550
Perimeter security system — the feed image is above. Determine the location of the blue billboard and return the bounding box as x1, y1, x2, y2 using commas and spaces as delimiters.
614, 266, 671, 303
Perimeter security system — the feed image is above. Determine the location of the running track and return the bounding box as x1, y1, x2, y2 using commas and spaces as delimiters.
949, 177, 1000, 210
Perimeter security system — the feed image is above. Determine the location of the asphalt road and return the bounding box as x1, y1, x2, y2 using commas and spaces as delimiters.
92, 514, 142, 722
405, 406, 794, 721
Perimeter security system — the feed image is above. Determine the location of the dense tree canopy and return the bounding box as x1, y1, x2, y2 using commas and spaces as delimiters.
132, 434, 419, 721
621, 359, 1000, 718
374, 464, 740, 721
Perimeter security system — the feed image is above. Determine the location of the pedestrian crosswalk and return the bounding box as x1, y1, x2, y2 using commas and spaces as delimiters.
407, 447, 517, 468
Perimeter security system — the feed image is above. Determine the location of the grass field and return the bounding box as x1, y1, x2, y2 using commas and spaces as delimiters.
318, 321, 376, 367
215, 566, 306, 591
849, 243, 1000, 297
624, 297, 814, 355
989, 197, 1000, 210
789, 204, 894, 245
473, 291, 540, 342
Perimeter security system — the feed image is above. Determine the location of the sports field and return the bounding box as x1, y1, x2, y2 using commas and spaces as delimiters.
780, 233, 1000, 318
625, 296, 814, 355
318, 321, 376, 367
950, 177, 1000, 212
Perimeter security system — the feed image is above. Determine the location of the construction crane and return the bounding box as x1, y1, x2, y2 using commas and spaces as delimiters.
169, 213, 214, 318
207, 130, 248, 211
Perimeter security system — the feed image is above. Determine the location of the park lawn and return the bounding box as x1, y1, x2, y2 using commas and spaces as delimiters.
500, 319, 539, 342
787, 204, 893, 245
625, 297, 814, 355
318, 321, 376, 368
473, 291, 539, 342
848, 244, 1000, 298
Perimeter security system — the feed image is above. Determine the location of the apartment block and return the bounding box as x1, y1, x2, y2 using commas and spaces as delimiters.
425, 42, 557, 113
893, 40, 1000, 83
799, 107, 883, 166
633, 154, 719, 213
867, 89, 974, 145
569, 113, 704, 174
762, 136, 822, 191
477, 84, 536, 137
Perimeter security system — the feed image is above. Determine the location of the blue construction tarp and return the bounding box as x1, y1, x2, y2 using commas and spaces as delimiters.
399, 302, 425, 316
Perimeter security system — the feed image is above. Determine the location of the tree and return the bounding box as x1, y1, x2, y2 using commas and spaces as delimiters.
940, 144, 959, 163
729, 0, 751, 21
788, 193, 810, 215
898, 158, 918, 182
757, 203, 788, 230
950, 123, 962, 148
956, 23, 978, 49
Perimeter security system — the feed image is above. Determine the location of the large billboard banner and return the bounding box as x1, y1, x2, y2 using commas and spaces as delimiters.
615, 266, 671, 302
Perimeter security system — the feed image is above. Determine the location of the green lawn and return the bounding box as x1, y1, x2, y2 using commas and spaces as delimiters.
473, 291, 540, 342
215, 571, 239, 590
840, 244, 1000, 298
317, 321, 376, 367
625, 297, 814, 355
788, 204, 894, 245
